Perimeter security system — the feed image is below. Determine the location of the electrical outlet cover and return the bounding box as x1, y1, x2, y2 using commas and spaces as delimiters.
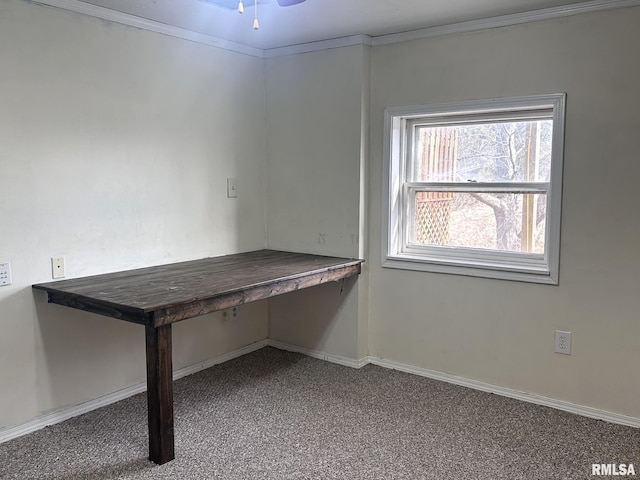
554, 330, 572, 355
0, 263, 11, 286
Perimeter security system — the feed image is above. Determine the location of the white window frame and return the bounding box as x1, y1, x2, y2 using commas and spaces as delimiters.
382, 94, 566, 284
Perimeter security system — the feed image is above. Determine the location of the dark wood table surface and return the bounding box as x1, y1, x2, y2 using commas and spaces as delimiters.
33, 249, 363, 464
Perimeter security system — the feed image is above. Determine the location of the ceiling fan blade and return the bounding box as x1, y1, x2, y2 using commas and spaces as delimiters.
277, 0, 306, 5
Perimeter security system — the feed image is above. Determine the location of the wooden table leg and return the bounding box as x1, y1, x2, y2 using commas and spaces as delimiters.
145, 324, 175, 465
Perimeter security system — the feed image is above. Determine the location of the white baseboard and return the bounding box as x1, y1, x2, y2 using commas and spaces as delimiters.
367, 356, 640, 428
2, 339, 637, 445
265, 339, 369, 369
0, 382, 149, 445
266, 341, 640, 429
0, 339, 268, 444
173, 340, 268, 381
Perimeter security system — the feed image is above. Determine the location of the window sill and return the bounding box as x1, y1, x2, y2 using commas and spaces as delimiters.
382, 254, 558, 285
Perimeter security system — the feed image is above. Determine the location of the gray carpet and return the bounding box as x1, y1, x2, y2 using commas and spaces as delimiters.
0, 347, 638, 479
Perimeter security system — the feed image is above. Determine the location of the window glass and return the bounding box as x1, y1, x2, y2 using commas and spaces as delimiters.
410, 120, 553, 183
383, 94, 566, 284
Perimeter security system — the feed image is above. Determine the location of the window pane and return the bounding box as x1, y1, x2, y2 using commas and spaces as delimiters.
412, 120, 553, 183
412, 192, 546, 254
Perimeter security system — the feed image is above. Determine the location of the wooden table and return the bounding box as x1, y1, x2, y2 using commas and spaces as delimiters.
33, 249, 363, 465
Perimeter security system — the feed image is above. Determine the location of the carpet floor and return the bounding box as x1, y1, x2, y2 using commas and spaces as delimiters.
0, 347, 637, 479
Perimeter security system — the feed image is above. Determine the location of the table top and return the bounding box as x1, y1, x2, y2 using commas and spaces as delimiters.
33, 250, 363, 327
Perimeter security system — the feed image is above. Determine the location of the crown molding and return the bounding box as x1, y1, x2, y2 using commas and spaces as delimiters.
264, 35, 372, 58
372, 0, 640, 46
31, 0, 265, 58
30, 0, 640, 57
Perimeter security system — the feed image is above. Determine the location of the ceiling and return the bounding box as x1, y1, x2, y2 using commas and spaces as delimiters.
76, 0, 594, 50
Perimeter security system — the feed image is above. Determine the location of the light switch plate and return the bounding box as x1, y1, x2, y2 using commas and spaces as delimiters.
0, 263, 11, 286
227, 178, 238, 198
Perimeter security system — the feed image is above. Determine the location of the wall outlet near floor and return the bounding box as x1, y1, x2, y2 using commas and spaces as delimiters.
0, 262, 12, 286
51, 257, 65, 279
554, 330, 572, 355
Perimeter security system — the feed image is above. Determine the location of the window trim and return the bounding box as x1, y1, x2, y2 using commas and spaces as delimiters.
382, 94, 566, 284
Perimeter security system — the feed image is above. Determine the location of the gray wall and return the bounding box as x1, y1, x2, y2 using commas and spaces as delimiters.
368, 7, 640, 419
0, 0, 268, 429
265, 45, 370, 360
2, 0, 639, 433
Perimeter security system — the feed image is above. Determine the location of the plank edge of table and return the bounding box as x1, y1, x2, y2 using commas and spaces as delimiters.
30, 249, 363, 466
32, 250, 364, 328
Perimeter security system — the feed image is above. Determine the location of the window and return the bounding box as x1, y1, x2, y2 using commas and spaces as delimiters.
382, 94, 566, 284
